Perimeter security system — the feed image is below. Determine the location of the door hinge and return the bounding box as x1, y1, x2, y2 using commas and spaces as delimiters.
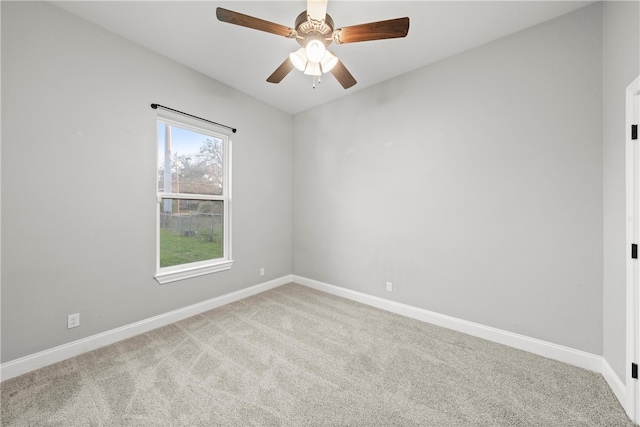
633, 363, 638, 379
633, 124, 638, 140
633, 243, 638, 259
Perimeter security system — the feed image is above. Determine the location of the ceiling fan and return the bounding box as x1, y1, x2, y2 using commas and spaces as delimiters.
216, 0, 410, 89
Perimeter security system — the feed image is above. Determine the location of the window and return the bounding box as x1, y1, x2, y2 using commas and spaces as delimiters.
154, 110, 233, 284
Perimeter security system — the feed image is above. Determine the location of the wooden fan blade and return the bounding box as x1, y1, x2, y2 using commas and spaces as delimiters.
307, 0, 328, 22
267, 57, 295, 84
216, 7, 294, 38
334, 17, 409, 44
331, 60, 357, 89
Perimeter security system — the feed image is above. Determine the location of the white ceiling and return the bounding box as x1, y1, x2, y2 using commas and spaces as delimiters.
52, 1, 595, 115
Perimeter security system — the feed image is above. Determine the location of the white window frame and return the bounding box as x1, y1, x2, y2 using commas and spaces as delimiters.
154, 109, 233, 284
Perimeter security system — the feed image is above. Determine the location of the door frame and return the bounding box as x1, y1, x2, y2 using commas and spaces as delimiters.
626, 74, 640, 423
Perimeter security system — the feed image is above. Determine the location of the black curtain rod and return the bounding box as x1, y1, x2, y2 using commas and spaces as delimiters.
151, 103, 237, 133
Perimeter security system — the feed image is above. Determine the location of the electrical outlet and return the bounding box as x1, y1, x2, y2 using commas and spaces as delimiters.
260, 268, 265, 276
386, 282, 393, 292
67, 313, 80, 329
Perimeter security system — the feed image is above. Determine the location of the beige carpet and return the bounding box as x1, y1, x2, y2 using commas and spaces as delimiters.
1, 283, 634, 426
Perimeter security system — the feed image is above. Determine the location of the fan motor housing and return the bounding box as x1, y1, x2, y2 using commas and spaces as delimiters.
294, 11, 334, 47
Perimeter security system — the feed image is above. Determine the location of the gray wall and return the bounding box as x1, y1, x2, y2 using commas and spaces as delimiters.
293, 4, 604, 354
1, 1, 293, 363
603, 1, 640, 381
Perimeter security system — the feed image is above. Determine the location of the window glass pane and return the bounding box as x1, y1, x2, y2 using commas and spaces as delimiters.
159, 199, 224, 268
157, 122, 224, 196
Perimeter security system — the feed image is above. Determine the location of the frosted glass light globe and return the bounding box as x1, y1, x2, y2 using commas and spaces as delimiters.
305, 39, 326, 63
289, 48, 307, 71
320, 51, 338, 73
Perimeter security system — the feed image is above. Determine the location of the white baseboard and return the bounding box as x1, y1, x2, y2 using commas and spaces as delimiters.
0, 275, 293, 382
602, 358, 627, 409
293, 275, 603, 373
2, 273, 624, 413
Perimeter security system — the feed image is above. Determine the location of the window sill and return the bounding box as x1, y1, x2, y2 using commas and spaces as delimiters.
155, 260, 234, 285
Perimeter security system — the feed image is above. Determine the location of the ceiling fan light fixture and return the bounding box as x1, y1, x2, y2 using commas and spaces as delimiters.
305, 38, 326, 63
320, 50, 338, 73
289, 48, 307, 71
216, 3, 410, 90
303, 61, 322, 76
